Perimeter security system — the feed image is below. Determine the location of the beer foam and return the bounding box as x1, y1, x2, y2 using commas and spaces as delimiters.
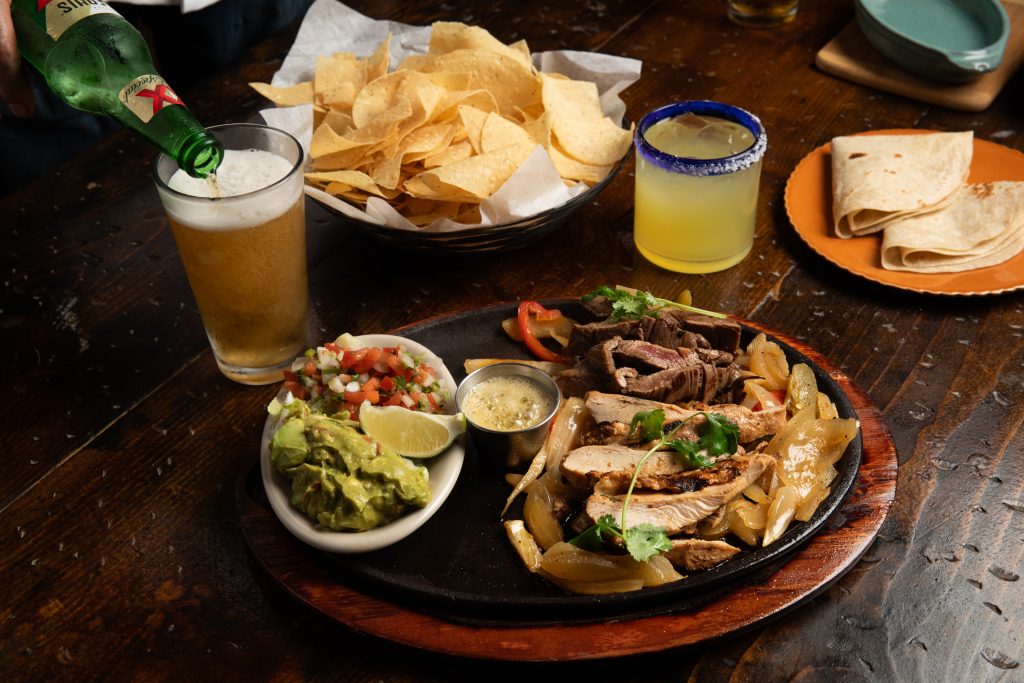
163, 149, 300, 230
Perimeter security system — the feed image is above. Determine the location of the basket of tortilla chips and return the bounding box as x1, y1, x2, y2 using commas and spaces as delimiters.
251, 11, 636, 253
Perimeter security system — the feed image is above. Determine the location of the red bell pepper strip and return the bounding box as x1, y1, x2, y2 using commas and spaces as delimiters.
517, 301, 572, 363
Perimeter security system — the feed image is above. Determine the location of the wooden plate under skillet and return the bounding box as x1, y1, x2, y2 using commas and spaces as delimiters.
237, 302, 898, 660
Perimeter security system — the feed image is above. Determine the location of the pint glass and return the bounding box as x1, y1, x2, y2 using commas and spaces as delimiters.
153, 123, 308, 385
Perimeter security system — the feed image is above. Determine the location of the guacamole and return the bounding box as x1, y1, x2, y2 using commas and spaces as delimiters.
269, 408, 431, 531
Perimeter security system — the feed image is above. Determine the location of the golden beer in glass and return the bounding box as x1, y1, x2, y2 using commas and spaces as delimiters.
727, 0, 799, 27
153, 123, 308, 385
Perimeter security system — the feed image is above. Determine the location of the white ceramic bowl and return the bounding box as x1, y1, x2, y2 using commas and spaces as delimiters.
260, 334, 464, 553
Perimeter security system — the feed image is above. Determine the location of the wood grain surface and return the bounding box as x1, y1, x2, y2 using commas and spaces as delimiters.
2, 0, 1024, 681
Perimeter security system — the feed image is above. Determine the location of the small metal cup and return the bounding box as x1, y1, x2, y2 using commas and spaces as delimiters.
455, 363, 562, 471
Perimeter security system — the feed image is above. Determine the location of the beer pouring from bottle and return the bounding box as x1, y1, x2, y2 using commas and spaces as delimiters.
11, 0, 222, 177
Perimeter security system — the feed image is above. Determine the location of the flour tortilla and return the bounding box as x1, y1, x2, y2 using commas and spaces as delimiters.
831, 131, 973, 238
880, 181, 1024, 273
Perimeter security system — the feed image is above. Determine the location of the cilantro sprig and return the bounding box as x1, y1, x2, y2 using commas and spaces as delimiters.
582, 285, 726, 321
569, 408, 740, 562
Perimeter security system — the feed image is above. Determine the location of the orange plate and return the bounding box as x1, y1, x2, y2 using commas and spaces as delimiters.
784, 129, 1024, 296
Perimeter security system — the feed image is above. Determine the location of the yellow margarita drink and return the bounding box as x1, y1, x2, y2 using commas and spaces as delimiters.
634, 102, 766, 273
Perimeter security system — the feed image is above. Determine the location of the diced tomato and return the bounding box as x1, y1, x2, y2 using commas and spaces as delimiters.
280, 340, 446, 416
283, 380, 307, 400
345, 389, 380, 405
354, 347, 382, 374
340, 348, 361, 371
373, 350, 399, 374
385, 352, 404, 374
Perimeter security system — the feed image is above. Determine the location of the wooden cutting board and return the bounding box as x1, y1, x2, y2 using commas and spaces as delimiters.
816, 0, 1024, 112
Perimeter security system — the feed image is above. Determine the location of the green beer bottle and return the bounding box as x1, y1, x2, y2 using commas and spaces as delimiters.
11, 0, 222, 177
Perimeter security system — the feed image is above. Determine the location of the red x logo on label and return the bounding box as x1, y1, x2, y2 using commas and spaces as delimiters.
38, 0, 54, 10
136, 84, 183, 115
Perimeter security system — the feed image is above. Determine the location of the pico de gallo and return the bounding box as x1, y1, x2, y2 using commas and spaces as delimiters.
281, 336, 446, 419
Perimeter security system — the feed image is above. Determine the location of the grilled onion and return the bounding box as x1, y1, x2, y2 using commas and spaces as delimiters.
763, 485, 800, 546
504, 520, 543, 572
544, 396, 588, 478
747, 333, 790, 391
523, 480, 564, 550
537, 543, 681, 593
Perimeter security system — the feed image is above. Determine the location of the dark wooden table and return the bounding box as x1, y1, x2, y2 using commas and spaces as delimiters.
3, 1, 1023, 680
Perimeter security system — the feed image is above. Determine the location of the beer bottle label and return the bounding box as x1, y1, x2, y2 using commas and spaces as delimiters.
119, 75, 185, 123
33, 0, 120, 41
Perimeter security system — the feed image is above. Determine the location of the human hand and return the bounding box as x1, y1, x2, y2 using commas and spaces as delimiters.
0, 0, 34, 117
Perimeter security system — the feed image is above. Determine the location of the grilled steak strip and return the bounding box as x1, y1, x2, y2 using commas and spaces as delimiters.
567, 308, 741, 356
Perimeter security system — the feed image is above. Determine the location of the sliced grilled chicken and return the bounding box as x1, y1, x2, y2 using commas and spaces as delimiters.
664, 539, 740, 571
561, 445, 692, 490
593, 451, 758, 495
585, 391, 784, 444
584, 453, 772, 534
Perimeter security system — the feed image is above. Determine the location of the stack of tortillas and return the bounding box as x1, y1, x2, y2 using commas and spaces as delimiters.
830, 131, 1024, 273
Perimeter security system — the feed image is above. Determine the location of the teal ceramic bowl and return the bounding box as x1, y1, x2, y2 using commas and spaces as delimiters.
855, 0, 1009, 83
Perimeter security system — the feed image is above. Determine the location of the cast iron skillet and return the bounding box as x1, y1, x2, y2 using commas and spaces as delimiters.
317, 300, 863, 620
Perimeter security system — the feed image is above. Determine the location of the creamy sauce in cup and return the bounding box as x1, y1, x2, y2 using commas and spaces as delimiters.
460, 375, 557, 432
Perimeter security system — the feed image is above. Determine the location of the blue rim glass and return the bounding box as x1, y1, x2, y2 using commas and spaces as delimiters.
635, 101, 767, 177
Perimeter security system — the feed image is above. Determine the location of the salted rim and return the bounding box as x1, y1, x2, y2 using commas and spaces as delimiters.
635, 100, 767, 176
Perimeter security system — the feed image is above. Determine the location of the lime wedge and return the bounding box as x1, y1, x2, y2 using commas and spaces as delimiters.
359, 403, 466, 458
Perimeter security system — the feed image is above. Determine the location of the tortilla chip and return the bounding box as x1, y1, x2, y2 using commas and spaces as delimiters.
363, 32, 391, 83
540, 73, 631, 166
416, 50, 541, 118
548, 142, 613, 183
480, 113, 533, 153
401, 124, 456, 162
369, 155, 403, 190
423, 140, 474, 168
458, 105, 490, 154
249, 81, 314, 106
315, 53, 363, 109
413, 142, 534, 202
429, 21, 535, 71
